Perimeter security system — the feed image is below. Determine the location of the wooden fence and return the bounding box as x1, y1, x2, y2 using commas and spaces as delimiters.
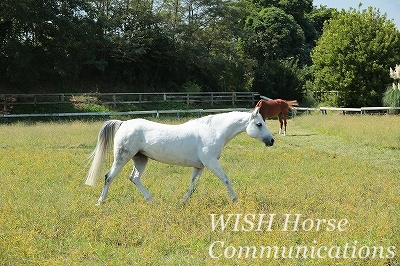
0, 108, 254, 122
1, 92, 260, 113
2, 91, 399, 122
294, 106, 400, 115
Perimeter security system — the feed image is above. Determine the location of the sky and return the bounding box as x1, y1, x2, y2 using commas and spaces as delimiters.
313, 0, 400, 29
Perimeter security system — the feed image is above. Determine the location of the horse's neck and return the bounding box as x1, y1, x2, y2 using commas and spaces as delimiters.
212, 112, 249, 144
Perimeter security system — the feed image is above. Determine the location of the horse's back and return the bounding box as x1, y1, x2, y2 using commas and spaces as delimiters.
257, 99, 282, 118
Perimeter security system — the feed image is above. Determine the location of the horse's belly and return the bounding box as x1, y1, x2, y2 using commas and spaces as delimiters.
140, 145, 204, 168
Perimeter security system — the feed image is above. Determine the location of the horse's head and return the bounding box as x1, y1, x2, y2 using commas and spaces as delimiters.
246, 107, 274, 146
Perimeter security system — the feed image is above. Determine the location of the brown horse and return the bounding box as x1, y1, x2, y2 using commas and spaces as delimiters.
255, 99, 298, 136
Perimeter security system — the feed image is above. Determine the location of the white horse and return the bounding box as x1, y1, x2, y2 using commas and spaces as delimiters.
85, 107, 274, 205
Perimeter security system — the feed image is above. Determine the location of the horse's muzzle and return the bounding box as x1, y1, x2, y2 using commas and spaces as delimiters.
264, 138, 274, 146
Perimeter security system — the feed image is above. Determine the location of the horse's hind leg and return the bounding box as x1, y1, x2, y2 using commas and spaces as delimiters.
278, 113, 283, 135
183, 167, 204, 202
97, 157, 130, 205
97, 145, 137, 205
282, 110, 288, 136
283, 116, 287, 136
130, 154, 152, 201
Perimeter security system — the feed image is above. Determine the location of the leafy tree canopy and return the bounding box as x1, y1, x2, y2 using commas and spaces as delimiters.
312, 6, 400, 107
244, 6, 305, 61
0, 0, 341, 100
242, 6, 308, 99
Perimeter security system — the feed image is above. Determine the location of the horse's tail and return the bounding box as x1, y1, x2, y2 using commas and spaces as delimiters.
85, 120, 123, 186
287, 100, 299, 109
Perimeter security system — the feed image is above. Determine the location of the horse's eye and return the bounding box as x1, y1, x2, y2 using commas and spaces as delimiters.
256, 122, 262, 127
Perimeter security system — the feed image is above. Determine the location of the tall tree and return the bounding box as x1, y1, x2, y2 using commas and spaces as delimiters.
309, 5, 335, 38
0, 0, 331, 95
0, 0, 105, 90
312, 6, 400, 107
244, 6, 305, 61
242, 6, 305, 98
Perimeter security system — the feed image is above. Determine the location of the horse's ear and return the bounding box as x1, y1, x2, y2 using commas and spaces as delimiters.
252, 106, 260, 118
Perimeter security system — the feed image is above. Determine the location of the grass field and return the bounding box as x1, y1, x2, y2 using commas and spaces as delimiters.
0, 113, 399, 265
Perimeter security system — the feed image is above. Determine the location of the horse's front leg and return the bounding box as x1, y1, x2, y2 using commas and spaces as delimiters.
204, 159, 237, 203
183, 167, 204, 202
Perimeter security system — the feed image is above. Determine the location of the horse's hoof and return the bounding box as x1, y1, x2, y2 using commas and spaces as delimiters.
96, 198, 104, 206
232, 198, 238, 204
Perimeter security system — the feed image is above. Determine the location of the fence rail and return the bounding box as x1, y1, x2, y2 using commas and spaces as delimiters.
3, 105, 398, 121
294, 106, 400, 115
1, 92, 260, 113
1, 108, 252, 123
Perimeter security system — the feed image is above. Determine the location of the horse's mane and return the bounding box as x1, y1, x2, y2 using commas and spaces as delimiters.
188, 111, 248, 126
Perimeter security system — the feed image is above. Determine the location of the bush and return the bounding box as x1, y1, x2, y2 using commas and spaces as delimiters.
383, 64, 400, 113
383, 86, 400, 113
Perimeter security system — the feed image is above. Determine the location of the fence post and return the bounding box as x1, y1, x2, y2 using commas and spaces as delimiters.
113, 94, 117, 109
3, 95, 6, 113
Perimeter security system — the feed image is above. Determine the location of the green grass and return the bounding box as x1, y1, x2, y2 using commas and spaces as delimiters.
0, 114, 399, 265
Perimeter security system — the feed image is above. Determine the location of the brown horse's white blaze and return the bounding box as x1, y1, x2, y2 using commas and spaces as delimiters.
255, 99, 298, 136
